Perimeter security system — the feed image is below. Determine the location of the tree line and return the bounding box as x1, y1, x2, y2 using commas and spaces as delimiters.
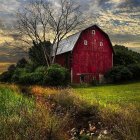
105, 45, 140, 83
1, 44, 140, 85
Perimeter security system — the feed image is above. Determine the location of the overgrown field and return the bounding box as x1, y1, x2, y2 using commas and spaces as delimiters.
0, 83, 140, 140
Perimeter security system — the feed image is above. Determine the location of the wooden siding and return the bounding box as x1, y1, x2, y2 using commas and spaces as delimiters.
55, 25, 113, 83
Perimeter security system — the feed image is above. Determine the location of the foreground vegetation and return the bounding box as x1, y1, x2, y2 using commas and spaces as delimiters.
0, 82, 140, 140
0, 84, 70, 140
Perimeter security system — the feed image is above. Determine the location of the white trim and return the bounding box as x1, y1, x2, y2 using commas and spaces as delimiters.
92, 30, 95, 35
112, 53, 113, 67
84, 40, 88, 45
100, 41, 103, 46
71, 68, 73, 83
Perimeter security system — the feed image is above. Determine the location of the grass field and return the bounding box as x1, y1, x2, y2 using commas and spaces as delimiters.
75, 82, 140, 110
0, 82, 140, 139
0, 84, 69, 140
75, 83, 140, 139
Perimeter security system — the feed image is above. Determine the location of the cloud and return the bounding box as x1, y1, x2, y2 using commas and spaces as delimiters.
0, 0, 140, 64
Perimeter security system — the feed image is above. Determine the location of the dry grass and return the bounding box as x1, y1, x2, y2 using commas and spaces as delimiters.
0, 83, 140, 140
0, 84, 70, 140
100, 105, 140, 140
30, 86, 59, 96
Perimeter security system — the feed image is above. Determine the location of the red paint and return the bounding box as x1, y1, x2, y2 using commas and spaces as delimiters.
55, 25, 114, 83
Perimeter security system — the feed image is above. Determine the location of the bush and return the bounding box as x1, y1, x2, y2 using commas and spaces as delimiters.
16, 58, 28, 68
1, 63, 70, 86
0, 71, 12, 82
0, 65, 16, 83
128, 63, 140, 80
11, 66, 48, 85
19, 69, 47, 85
105, 66, 133, 83
25, 62, 38, 73
46, 64, 70, 86
11, 68, 27, 83
35, 66, 47, 74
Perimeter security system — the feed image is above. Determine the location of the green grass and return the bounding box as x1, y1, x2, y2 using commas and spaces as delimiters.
75, 82, 140, 139
0, 83, 140, 139
75, 82, 140, 110
0, 84, 35, 116
0, 84, 69, 140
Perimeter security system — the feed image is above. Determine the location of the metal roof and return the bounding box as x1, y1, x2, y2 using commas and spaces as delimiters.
52, 32, 81, 56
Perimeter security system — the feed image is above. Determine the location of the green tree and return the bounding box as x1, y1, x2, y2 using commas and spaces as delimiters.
105, 66, 133, 83
29, 41, 52, 66
0, 64, 16, 82
16, 58, 28, 68
113, 45, 140, 66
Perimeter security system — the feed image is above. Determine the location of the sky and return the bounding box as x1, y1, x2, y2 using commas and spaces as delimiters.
0, 0, 140, 71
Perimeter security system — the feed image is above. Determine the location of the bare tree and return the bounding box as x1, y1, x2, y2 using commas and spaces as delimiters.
17, 0, 83, 66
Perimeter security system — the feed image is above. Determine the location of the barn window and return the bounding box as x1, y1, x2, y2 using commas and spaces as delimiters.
84, 40, 88, 45
92, 30, 95, 35
100, 41, 103, 46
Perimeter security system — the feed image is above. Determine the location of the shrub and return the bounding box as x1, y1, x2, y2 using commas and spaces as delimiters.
19, 73, 43, 85
0, 71, 12, 82
105, 66, 133, 83
11, 68, 27, 83
34, 66, 48, 85
16, 58, 28, 68
46, 64, 70, 86
11, 66, 48, 85
2, 63, 70, 86
35, 66, 47, 74
0, 64, 16, 83
25, 62, 38, 73
128, 63, 140, 80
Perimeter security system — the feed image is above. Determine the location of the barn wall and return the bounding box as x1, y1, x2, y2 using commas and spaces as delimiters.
55, 52, 71, 70
72, 26, 113, 83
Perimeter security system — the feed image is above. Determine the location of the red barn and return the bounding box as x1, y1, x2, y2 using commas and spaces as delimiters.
54, 25, 114, 83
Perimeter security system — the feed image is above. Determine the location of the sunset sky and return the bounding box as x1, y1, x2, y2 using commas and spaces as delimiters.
0, 0, 140, 72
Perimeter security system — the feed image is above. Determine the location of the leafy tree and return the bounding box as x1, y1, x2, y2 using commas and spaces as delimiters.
128, 64, 140, 80
0, 71, 12, 82
16, 58, 28, 68
0, 64, 16, 82
105, 66, 133, 83
113, 45, 140, 66
29, 41, 52, 66
8, 64, 16, 72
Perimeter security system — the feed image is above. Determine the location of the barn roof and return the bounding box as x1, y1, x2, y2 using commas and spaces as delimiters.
52, 25, 114, 56
52, 32, 81, 56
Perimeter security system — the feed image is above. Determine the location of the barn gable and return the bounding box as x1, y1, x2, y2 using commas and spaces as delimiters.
52, 25, 114, 56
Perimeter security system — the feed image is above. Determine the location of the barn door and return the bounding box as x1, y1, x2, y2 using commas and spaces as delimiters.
99, 74, 104, 84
